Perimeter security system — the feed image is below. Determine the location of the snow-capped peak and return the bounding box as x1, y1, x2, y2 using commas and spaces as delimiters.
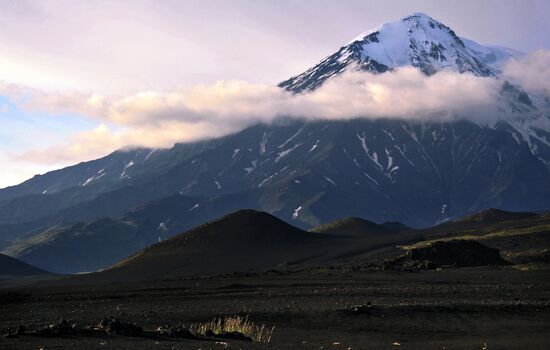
351, 12, 447, 45
352, 12, 469, 73
279, 13, 521, 93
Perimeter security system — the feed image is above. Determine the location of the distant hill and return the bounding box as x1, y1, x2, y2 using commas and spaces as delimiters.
96, 210, 344, 281
9, 204, 547, 277
19, 208, 550, 286
311, 217, 390, 237
0, 254, 51, 277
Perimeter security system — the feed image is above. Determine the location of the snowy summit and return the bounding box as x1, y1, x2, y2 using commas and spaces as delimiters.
279, 13, 521, 92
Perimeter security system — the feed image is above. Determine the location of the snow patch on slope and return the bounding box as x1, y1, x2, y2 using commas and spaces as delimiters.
292, 206, 303, 220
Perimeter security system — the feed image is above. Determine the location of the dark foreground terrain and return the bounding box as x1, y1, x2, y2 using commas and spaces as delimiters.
1, 267, 549, 350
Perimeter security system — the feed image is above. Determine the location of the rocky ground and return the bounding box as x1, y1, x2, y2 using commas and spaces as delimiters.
1, 266, 549, 350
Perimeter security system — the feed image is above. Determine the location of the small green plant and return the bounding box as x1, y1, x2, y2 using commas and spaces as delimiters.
189, 315, 275, 343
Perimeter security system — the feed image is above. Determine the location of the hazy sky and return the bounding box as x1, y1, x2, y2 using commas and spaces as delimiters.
1, 0, 549, 188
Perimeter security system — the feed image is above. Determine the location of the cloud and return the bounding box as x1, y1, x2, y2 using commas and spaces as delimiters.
12, 67, 502, 124
0, 156, 53, 189
14, 121, 234, 165
288, 68, 500, 119
153, 68, 500, 123
7, 58, 550, 166
504, 50, 550, 95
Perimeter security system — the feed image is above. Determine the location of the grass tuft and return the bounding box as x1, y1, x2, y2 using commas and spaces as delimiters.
189, 315, 275, 343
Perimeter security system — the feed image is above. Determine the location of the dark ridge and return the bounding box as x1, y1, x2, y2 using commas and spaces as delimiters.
455, 208, 537, 225
0, 254, 52, 277
310, 217, 389, 236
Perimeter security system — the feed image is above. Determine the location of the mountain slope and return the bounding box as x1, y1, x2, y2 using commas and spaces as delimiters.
0, 140, 221, 226
5, 117, 550, 234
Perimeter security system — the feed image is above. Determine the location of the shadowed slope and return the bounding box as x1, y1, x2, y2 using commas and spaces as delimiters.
2, 218, 143, 274
310, 217, 390, 237
380, 221, 411, 232
0, 253, 51, 277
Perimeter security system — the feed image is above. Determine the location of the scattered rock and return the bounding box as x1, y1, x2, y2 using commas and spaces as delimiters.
209, 330, 252, 342
156, 324, 195, 338
344, 302, 382, 316
3, 326, 22, 339
36, 319, 76, 336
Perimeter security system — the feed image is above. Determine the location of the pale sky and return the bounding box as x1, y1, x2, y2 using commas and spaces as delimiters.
1, 0, 549, 188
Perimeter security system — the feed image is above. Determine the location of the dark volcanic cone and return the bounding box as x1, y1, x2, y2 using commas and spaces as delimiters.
95, 210, 342, 281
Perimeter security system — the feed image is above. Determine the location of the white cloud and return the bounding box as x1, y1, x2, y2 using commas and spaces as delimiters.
10, 67, 502, 124
504, 50, 550, 95
6, 56, 550, 167
14, 121, 234, 165
287, 68, 500, 120
0, 152, 53, 189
